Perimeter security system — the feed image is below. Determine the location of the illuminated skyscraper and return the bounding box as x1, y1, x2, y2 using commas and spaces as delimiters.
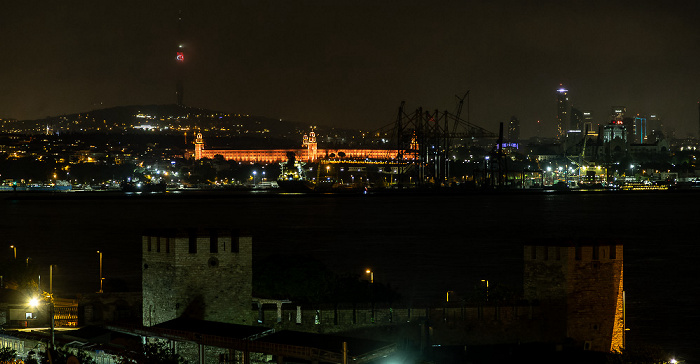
507, 116, 520, 141
556, 86, 569, 142
610, 106, 626, 122
633, 115, 647, 144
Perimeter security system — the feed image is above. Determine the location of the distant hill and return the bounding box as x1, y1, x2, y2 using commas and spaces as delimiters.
0, 104, 378, 148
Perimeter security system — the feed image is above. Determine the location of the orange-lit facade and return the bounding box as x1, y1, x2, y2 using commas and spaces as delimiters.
193, 132, 406, 163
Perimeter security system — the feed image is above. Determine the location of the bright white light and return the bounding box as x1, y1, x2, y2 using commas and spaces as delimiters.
29, 298, 40, 307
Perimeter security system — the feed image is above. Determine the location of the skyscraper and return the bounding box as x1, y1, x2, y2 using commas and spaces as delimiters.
610, 106, 626, 122
556, 86, 569, 142
507, 116, 520, 142
570, 107, 583, 131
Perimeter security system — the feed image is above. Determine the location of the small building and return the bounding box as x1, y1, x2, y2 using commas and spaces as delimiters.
0, 288, 48, 329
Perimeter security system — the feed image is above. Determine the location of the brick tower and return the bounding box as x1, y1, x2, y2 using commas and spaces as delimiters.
523, 241, 624, 352
142, 228, 253, 327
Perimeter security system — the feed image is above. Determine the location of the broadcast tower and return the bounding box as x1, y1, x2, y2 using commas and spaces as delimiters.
175, 10, 185, 106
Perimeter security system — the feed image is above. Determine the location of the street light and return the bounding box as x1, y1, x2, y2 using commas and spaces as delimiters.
630, 164, 635, 180
481, 279, 489, 302
252, 171, 257, 186
365, 269, 374, 284
10, 245, 16, 260
49, 264, 56, 348
97, 250, 103, 293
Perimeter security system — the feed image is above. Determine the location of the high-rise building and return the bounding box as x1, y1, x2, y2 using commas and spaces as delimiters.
556, 86, 569, 142
583, 111, 596, 137
507, 116, 520, 142
610, 106, 626, 122
633, 115, 647, 144
570, 107, 584, 132
647, 114, 664, 142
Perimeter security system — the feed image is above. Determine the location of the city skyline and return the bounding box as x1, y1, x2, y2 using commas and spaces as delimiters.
1, 1, 699, 138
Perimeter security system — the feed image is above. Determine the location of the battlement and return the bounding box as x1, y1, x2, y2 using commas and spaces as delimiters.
525, 241, 622, 265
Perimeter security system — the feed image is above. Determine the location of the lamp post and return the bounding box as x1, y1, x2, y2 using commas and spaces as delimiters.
252, 171, 257, 186
630, 164, 635, 181
365, 269, 374, 284
10, 245, 16, 260
49, 265, 55, 348
97, 250, 103, 293
481, 279, 489, 302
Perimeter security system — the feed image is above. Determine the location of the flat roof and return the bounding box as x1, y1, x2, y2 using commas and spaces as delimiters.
258, 330, 393, 358
152, 317, 269, 340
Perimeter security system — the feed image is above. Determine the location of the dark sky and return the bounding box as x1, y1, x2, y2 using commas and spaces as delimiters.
1, 1, 699, 138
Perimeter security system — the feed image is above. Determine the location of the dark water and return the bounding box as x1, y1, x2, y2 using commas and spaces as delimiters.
1, 191, 698, 362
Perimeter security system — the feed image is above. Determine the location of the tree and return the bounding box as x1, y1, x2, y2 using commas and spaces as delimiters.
0, 347, 17, 361
118, 341, 187, 364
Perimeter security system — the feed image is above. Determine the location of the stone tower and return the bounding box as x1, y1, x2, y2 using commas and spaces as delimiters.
523, 240, 624, 353
142, 228, 253, 327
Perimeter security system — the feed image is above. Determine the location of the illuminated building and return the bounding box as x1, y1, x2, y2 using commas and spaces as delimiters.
582, 111, 596, 137
556, 86, 569, 142
647, 114, 664, 142
633, 115, 647, 143
193, 131, 406, 163
524, 241, 624, 352
603, 121, 626, 143
610, 106, 626, 122
507, 116, 520, 142
142, 228, 253, 326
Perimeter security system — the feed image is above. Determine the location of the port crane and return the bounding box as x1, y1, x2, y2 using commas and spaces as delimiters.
373, 94, 497, 186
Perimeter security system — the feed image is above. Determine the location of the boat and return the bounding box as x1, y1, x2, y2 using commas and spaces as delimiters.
277, 152, 315, 192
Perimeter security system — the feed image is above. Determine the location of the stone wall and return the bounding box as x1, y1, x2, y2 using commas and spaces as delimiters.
523, 243, 624, 352
142, 230, 253, 327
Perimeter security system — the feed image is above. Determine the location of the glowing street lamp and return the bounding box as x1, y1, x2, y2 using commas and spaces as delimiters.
97, 250, 103, 293
10, 245, 16, 260
481, 279, 489, 302
365, 269, 374, 284
252, 171, 257, 186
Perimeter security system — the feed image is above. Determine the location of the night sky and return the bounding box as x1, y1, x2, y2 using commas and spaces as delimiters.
1, 1, 699, 138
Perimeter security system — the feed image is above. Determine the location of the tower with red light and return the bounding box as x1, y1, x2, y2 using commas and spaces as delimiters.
175, 10, 185, 106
